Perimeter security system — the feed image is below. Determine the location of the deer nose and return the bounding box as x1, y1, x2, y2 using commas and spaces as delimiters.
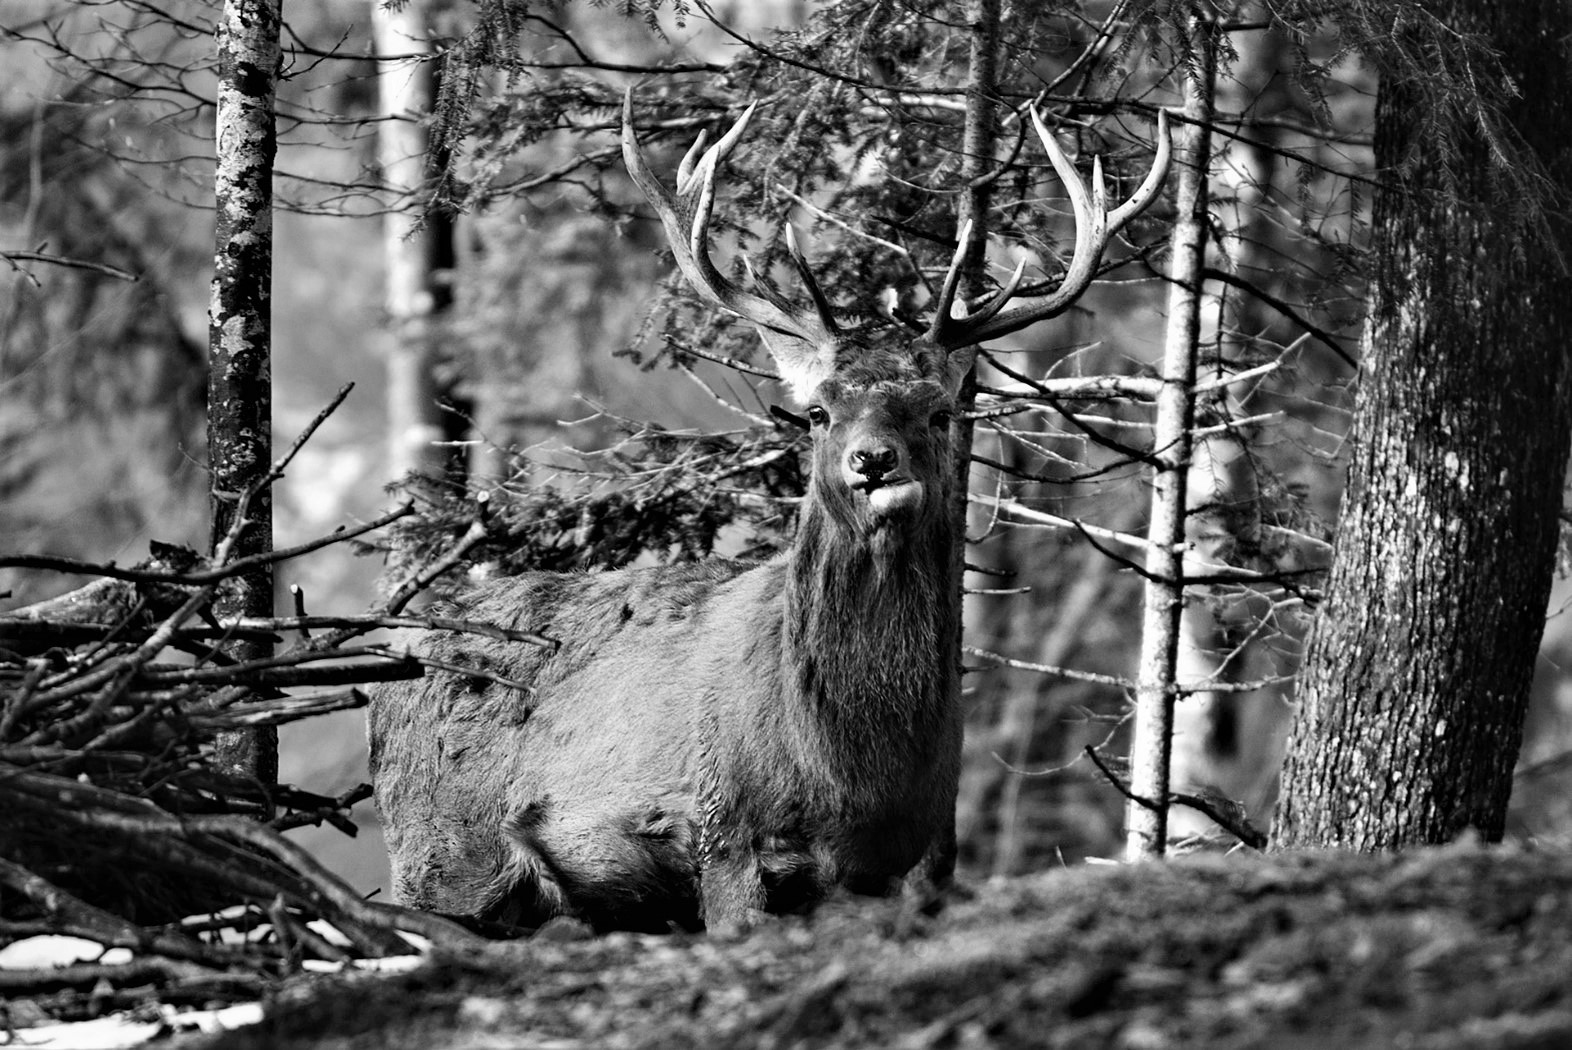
849, 446, 899, 479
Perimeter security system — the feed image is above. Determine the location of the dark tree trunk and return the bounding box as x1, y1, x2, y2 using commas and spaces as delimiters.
1273, 1, 1572, 849
207, 0, 281, 788
927, 0, 1001, 892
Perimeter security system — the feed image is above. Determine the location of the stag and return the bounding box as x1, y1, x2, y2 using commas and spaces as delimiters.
370, 96, 1170, 932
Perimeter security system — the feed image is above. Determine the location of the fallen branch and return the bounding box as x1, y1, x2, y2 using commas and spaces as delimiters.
1082, 745, 1267, 851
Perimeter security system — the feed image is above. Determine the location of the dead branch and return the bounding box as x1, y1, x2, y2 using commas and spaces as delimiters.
1083, 745, 1267, 850
382, 493, 495, 615
0, 387, 515, 1030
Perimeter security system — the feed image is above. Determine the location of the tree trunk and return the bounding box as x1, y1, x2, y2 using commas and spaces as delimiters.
375, 0, 463, 482
1166, 21, 1305, 845
1125, 12, 1216, 860
925, 0, 1001, 893
948, 0, 1000, 510
1273, 1, 1572, 849
207, 0, 281, 787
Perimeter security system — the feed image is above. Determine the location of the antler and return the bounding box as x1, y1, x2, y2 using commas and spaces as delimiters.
620, 92, 840, 349
928, 107, 1173, 350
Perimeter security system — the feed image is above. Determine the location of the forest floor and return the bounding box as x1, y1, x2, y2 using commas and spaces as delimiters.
166, 839, 1572, 1050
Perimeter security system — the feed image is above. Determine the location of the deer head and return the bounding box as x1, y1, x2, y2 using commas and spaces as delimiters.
621, 93, 1171, 537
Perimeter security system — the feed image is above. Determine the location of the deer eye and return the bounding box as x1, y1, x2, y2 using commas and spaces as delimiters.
930, 410, 954, 429
806, 406, 830, 427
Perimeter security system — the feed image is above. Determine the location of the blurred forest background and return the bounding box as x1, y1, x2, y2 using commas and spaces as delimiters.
3, 0, 1570, 899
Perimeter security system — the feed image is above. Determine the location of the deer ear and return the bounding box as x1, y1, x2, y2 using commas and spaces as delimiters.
756, 327, 836, 405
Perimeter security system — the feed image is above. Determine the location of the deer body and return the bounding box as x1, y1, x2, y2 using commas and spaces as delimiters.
372, 370, 962, 930
370, 94, 1168, 931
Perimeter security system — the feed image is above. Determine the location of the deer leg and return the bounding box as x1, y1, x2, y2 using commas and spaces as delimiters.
699, 844, 766, 932
900, 820, 960, 916
502, 796, 702, 933
494, 800, 575, 926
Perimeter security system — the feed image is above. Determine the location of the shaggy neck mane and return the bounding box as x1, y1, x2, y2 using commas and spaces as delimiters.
780, 498, 958, 790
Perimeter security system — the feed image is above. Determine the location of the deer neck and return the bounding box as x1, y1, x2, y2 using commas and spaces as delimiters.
779, 498, 959, 768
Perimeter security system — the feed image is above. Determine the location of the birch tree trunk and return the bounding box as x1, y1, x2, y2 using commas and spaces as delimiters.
1273, 0, 1572, 849
1166, 21, 1306, 843
208, 0, 281, 787
1125, 13, 1216, 860
375, 0, 460, 482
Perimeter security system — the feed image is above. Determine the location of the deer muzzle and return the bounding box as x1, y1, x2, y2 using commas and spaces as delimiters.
844, 443, 924, 517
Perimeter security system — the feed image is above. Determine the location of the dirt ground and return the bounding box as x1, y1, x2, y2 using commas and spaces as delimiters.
189, 840, 1572, 1050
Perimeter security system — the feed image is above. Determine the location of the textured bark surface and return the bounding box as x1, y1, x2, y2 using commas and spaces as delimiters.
947, 0, 999, 613
1127, 16, 1215, 859
1274, 2, 1572, 848
938, 0, 1001, 887
208, 0, 281, 785
189, 842, 1572, 1050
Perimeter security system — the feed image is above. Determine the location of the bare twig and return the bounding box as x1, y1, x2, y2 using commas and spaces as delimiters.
1, 248, 139, 281
383, 494, 495, 615
0, 856, 261, 970
1083, 746, 1267, 851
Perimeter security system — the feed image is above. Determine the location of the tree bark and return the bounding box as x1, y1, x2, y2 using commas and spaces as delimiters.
208, 0, 281, 787
948, 0, 1001, 509
925, 0, 1001, 894
1273, 1, 1572, 849
1125, 12, 1216, 860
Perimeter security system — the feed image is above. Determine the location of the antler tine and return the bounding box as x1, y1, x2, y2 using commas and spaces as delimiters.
620, 91, 830, 345
951, 256, 1027, 330
933, 105, 1172, 350
675, 130, 709, 195
926, 219, 975, 340
1108, 109, 1172, 232
785, 225, 842, 336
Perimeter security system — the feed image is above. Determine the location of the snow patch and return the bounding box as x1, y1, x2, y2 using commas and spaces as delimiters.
0, 1003, 264, 1049
3, 923, 431, 1046
0, 936, 131, 969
